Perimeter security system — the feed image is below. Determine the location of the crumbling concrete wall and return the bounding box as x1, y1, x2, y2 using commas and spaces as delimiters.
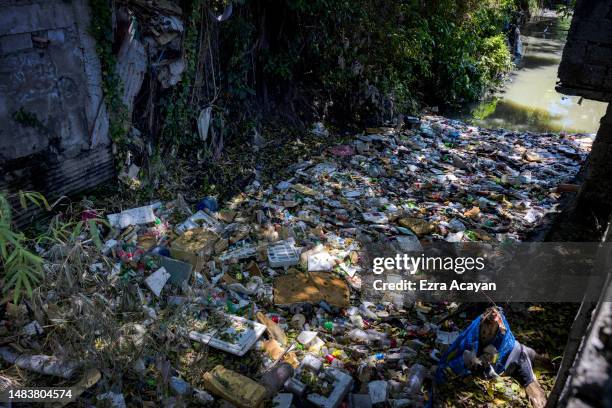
557, 0, 612, 102
558, 278, 612, 408
552, 1, 612, 406
551, 0, 612, 241
581, 105, 612, 206
0, 0, 112, 222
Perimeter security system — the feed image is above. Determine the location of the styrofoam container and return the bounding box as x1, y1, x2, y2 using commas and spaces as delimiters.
188, 314, 266, 356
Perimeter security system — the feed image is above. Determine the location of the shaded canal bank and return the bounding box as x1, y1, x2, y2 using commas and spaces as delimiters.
449, 10, 608, 134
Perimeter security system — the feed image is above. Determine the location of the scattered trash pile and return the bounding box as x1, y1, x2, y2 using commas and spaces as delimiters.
1, 116, 591, 407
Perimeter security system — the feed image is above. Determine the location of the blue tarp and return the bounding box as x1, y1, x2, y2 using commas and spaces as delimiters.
435, 309, 516, 384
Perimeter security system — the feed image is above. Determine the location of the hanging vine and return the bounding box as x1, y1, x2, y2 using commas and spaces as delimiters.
88, 0, 130, 169
160, 0, 206, 148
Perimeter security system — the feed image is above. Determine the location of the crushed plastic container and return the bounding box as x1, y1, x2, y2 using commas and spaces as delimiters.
267, 239, 300, 268
306, 368, 353, 408
404, 364, 427, 395
202, 365, 267, 408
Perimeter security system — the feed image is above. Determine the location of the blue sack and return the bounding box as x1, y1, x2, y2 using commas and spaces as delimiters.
435, 309, 516, 384
196, 196, 219, 212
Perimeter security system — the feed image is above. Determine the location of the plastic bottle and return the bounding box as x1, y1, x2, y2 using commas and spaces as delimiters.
359, 302, 378, 319
349, 314, 364, 329
322, 320, 351, 335
345, 306, 360, 316
196, 196, 218, 212
365, 352, 386, 366
386, 349, 416, 365
347, 328, 371, 344
151, 246, 170, 257
404, 364, 426, 395
324, 354, 344, 368
348, 345, 369, 358
366, 329, 389, 347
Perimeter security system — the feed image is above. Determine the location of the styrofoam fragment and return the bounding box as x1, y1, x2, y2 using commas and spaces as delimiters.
308, 251, 335, 271
176, 210, 222, 234
145, 267, 170, 297
297, 330, 318, 347
188, 314, 266, 356
219, 244, 257, 262
107, 204, 157, 228
307, 368, 353, 408
267, 240, 299, 268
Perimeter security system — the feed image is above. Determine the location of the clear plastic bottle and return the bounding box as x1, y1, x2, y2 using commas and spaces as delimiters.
405, 364, 426, 395
366, 329, 389, 347
359, 302, 378, 319
349, 314, 364, 329
348, 328, 371, 344
322, 320, 351, 335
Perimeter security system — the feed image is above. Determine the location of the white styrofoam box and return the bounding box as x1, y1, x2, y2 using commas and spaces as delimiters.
188, 314, 266, 356
267, 239, 299, 268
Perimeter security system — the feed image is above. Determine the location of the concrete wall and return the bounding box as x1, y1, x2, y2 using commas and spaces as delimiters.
557, 275, 612, 408
553, 2, 612, 406
0, 0, 113, 222
557, 0, 612, 102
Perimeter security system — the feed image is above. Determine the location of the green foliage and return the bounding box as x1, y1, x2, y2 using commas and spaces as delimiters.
85, 0, 522, 167
556, 0, 576, 18
89, 0, 129, 164
471, 97, 500, 120
222, 13, 257, 100
527, 0, 544, 16
0, 191, 49, 303
425, 0, 515, 104
219, 0, 518, 122
36, 213, 109, 293
0, 190, 109, 302
12, 107, 46, 131
39, 216, 107, 254
161, 0, 204, 147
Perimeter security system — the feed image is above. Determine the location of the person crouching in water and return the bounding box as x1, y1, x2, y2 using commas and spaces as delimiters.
435, 307, 546, 408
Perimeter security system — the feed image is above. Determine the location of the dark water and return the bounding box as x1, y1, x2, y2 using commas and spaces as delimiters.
452, 11, 608, 134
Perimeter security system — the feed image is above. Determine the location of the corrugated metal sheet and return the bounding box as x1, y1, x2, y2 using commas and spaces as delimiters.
0, 148, 114, 226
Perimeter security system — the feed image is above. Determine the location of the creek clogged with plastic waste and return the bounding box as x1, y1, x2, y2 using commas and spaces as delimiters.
453, 11, 608, 134
2, 113, 587, 407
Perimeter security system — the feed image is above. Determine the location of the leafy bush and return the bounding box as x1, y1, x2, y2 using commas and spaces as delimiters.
219, 0, 518, 123
0, 192, 48, 303
1, 191, 112, 303
86, 0, 522, 170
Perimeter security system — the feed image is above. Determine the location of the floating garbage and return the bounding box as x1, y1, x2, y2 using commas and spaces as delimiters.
2, 115, 588, 407
267, 239, 300, 268
107, 203, 159, 228
188, 314, 266, 356
202, 365, 267, 408
144, 267, 170, 297
0, 347, 79, 379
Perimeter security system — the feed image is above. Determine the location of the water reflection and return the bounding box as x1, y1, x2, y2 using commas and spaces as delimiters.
520, 55, 560, 69
473, 98, 570, 133
452, 12, 608, 134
